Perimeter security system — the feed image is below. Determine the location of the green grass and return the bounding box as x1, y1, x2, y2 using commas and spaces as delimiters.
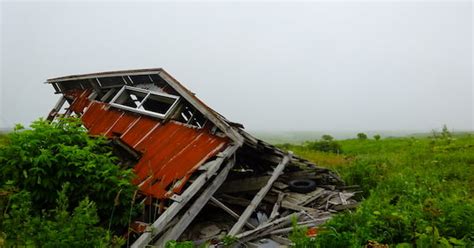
281, 133, 474, 247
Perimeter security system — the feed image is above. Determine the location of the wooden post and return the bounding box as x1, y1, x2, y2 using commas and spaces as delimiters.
228, 153, 292, 236
210, 197, 256, 229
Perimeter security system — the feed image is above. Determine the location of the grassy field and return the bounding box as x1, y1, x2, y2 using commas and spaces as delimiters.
277, 132, 474, 247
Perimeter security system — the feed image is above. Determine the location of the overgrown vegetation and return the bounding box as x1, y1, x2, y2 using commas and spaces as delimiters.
0, 118, 139, 246
280, 134, 343, 154
281, 129, 474, 247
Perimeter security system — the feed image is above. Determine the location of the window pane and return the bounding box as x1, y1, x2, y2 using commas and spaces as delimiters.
141, 94, 176, 115
114, 89, 148, 108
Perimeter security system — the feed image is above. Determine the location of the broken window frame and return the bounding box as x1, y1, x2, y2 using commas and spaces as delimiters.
176, 104, 208, 129
109, 85, 180, 119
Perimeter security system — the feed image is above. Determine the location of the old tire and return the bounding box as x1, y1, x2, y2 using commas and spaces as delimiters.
288, 179, 317, 193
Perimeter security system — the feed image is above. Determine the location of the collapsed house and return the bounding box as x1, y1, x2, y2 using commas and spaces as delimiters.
46, 68, 357, 247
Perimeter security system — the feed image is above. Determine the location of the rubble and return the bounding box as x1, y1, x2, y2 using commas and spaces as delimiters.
45, 68, 359, 247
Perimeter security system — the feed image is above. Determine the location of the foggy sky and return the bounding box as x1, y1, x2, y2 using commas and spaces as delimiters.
1, 1, 472, 132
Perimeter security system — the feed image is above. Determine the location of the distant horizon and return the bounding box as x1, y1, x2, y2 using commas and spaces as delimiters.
249, 128, 474, 144
2, 123, 472, 134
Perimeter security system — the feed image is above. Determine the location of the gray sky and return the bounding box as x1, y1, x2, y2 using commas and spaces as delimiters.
1, 1, 472, 132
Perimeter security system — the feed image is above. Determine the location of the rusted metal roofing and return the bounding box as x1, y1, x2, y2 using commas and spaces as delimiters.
65, 88, 228, 199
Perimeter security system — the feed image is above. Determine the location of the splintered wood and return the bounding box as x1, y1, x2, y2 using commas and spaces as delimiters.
176, 159, 359, 246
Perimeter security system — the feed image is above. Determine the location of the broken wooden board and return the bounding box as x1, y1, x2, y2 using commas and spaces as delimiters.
282, 188, 324, 206
218, 176, 271, 193
228, 153, 292, 236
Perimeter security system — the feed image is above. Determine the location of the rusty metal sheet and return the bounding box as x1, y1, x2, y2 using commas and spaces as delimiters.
68, 89, 229, 199
65, 89, 92, 114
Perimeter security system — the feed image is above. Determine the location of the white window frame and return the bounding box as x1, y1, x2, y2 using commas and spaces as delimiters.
109, 85, 180, 119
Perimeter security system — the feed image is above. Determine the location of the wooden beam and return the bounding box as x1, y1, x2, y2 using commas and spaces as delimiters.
210, 197, 256, 229
131, 144, 239, 248
228, 153, 292, 236
158, 71, 244, 145
88, 78, 103, 97
154, 158, 236, 245
268, 192, 285, 221
218, 176, 271, 193
100, 88, 117, 102
235, 211, 303, 240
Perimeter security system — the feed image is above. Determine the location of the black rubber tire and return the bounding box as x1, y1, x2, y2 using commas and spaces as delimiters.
288, 179, 317, 193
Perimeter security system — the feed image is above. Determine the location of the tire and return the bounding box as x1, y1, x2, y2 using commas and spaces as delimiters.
288, 179, 317, 193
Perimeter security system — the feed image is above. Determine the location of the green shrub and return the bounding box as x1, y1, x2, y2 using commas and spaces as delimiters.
306, 135, 342, 154
321, 134, 334, 141
357, 133, 368, 140
1, 185, 124, 247
284, 133, 474, 247
0, 118, 140, 229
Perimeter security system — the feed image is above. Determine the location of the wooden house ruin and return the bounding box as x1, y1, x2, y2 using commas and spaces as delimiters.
46, 68, 356, 247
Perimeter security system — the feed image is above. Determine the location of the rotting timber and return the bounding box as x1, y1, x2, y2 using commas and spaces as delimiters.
46, 68, 358, 247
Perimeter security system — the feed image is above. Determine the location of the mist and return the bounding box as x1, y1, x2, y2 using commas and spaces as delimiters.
1, 1, 472, 133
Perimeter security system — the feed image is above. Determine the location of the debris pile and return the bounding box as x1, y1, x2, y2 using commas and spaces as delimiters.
45, 68, 359, 247
180, 167, 359, 246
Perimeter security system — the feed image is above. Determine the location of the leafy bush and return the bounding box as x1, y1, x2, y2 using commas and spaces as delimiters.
305, 135, 342, 154
357, 133, 368, 140
321, 134, 334, 141
0, 118, 137, 227
373, 134, 381, 141
1, 184, 124, 247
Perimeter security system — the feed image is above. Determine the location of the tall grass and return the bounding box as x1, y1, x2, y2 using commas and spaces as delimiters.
283, 134, 474, 247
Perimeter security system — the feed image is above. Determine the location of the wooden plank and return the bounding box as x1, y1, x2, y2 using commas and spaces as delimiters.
219, 194, 251, 207
281, 201, 315, 212
300, 188, 325, 206
100, 88, 117, 102
158, 71, 244, 145
270, 235, 292, 246
131, 144, 239, 248
154, 158, 236, 245
228, 153, 292, 236
332, 202, 358, 211
88, 78, 103, 97
273, 181, 288, 190
269, 192, 285, 221
240, 216, 331, 243
218, 176, 271, 193
235, 212, 303, 240
210, 197, 256, 229
283, 188, 325, 207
